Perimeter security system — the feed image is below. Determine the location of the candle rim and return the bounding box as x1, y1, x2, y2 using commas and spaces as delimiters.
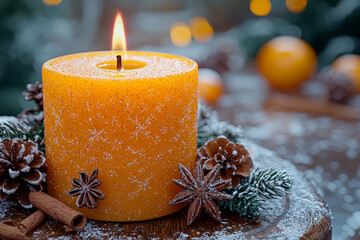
42, 50, 198, 81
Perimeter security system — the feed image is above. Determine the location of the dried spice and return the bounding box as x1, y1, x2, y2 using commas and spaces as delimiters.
197, 136, 253, 188
0, 138, 47, 208
30, 192, 87, 232
68, 169, 105, 209
169, 162, 232, 225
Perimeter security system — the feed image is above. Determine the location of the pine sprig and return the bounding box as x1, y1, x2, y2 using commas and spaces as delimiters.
0, 120, 45, 152
218, 168, 293, 219
197, 103, 243, 147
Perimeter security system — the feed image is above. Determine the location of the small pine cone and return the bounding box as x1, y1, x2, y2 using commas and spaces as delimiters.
23, 81, 43, 110
18, 81, 44, 124
18, 110, 44, 124
323, 70, 356, 104
199, 50, 230, 73
198, 41, 242, 73
0, 139, 47, 208
197, 136, 253, 188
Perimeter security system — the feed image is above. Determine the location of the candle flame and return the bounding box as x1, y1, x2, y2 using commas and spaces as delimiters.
112, 11, 127, 51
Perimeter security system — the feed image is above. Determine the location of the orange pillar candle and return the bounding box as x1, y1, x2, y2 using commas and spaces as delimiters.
42, 51, 198, 221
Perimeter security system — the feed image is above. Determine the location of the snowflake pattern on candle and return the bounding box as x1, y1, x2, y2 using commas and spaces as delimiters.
43, 52, 198, 221
88, 128, 105, 142
129, 115, 153, 140
128, 174, 153, 199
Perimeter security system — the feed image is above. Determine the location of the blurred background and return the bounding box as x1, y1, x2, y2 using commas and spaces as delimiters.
1, 0, 360, 239
1, 0, 360, 115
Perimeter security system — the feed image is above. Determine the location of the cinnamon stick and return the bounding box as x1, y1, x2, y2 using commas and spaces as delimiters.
29, 192, 87, 232
0, 222, 27, 240
18, 210, 47, 235
264, 92, 360, 121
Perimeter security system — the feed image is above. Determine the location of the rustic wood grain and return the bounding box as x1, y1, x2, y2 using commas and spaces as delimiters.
264, 92, 360, 121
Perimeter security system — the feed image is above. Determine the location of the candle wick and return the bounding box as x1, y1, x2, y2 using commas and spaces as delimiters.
116, 55, 122, 70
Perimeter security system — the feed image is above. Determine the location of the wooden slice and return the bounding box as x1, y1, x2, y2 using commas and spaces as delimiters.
0, 141, 331, 239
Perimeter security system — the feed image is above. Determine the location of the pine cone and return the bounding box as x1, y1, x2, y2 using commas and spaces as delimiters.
198, 50, 230, 73
197, 41, 242, 73
197, 136, 253, 188
18, 110, 44, 124
0, 138, 47, 208
23, 82, 43, 110
322, 70, 356, 104
18, 82, 44, 124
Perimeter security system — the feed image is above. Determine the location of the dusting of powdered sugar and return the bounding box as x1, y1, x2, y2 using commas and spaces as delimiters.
0, 201, 16, 218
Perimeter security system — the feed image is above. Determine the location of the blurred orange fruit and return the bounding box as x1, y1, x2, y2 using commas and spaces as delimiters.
286, 0, 308, 13
42, 0, 62, 6
198, 69, 223, 104
257, 36, 317, 90
331, 54, 360, 93
250, 0, 272, 16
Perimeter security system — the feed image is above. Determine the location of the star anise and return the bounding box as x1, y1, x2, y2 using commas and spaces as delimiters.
169, 162, 232, 225
67, 169, 105, 209
197, 136, 253, 188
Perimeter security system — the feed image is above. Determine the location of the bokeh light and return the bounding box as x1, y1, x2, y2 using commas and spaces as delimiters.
42, 0, 62, 6
190, 17, 214, 43
250, 0, 272, 16
170, 22, 192, 47
286, 0, 308, 13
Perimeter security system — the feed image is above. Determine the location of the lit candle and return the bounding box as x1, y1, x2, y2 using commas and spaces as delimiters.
43, 12, 198, 221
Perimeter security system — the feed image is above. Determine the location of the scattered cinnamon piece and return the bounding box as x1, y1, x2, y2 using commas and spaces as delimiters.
18, 210, 47, 235
0, 195, 84, 239
29, 192, 87, 232
264, 92, 360, 121
0, 210, 46, 239
0, 222, 28, 240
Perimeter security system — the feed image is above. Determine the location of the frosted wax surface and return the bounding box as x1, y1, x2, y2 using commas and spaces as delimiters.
42, 51, 197, 80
